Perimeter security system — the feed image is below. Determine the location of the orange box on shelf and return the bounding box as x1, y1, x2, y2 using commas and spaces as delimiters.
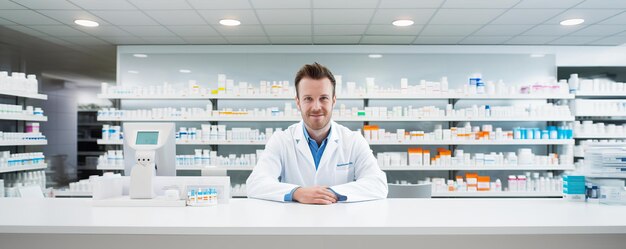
477, 176, 491, 191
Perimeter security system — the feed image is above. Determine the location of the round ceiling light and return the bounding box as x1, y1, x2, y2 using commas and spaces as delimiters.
74, 19, 99, 27
219, 19, 241, 26
392, 19, 414, 27
560, 18, 584, 26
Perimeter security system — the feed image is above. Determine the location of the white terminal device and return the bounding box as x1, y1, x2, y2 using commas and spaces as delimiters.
123, 123, 175, 199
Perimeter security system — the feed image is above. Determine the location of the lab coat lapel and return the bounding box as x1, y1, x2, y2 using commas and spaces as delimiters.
294, 122, 315, 170
318, 122, 339, 171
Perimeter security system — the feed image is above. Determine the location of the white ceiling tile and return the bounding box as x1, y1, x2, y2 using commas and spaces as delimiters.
29, 25, 88, 36
269, 36, 312, 44
213, 25, 266, 36
140, 36, 186, 44
365, 24, 423, 35
460, 36, 513, 44
197, 10, 260, 25
491, 9, 563, 24
549, 35, 600, 45
166, 25, 219, 36
256, 9, 311, 25
443, 0, 521, 9
99, 36, 145, 44
127, 0, 192, 10
187, 0, 252, 9
314, 25, 367, 35
589, 35, 626, 45
76, 25, 133, 36
313, 0, 378, 8
576, 0, 626, 8
600, 12, 626, 24
420, 25, 482, 36
429, 9, 506, 25
313, 35, 361, 44
545, 9, 622, 25
313, 9, 375, 24
0, 0, 25, 9
59, 36, 110, 45
38, 10, 110, 25
118, 25, 175, 36
371, 9, 436, 25
13, 0, 79, 10
360, 35, 414, 44
226, 36, 270, 44
379, 0, 444, 8
473, 25, 533, 36
505, 36, 559, 44
413, 36, 465, 44
181, 36, 228, 44
264, 25, 311, 36
40, 36, 75, 46
3, 25, 49, 37
523, 24, 584, 36
569, 25, 625, 36
68, 0, 136, 10
0, 10, 61, 25
515, 0, 584, 8
250, 0, 310, 9
90, 10, 159, 25
144, 10, 207, 25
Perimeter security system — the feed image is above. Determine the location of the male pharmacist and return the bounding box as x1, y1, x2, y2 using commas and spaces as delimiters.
246, 63, 388, 204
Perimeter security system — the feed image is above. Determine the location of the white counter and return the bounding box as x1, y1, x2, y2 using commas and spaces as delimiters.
1, 198, 625, 249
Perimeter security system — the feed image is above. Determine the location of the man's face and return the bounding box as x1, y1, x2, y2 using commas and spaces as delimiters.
296, 77, 336, 131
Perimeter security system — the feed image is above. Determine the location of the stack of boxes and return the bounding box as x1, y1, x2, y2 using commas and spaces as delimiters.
563, 175, 586, 201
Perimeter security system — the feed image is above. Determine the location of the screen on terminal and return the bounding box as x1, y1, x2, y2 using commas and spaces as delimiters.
136, 131, 159, 145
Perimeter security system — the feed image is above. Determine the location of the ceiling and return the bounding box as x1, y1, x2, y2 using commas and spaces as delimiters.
0, 0, 624, 49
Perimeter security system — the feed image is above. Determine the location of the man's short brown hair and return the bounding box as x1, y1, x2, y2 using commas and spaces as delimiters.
294, 62, 336, 98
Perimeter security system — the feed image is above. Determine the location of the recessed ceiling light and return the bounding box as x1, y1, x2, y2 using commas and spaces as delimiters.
560, 18, 584, 26
179, 69, 191, 73
219, 19, 241, 26
74, 19, 99, 27
368, 54, 383, 58
128, 70, 139, 74
133, 54, 148, 58
392, 19, 414, 27
530, 54, 545, 58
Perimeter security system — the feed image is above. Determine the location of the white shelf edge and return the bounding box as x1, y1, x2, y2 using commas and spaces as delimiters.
0, 114, 47, 121
97, 139, 267, 145
574, 135, 626, 139
97, 117, 575, 122
431, 191, 563, 197
0, 163, 48, 173
575, 92, 626, 97
98, 93, 574, 100
96, 165, 255, 171
0, 90, 47, 100
53, 190, 92, 197
0, 140, 47, 146
380, 165, 575, 171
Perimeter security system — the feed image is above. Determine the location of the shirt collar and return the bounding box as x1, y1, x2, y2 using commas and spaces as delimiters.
303, 124, 332, 144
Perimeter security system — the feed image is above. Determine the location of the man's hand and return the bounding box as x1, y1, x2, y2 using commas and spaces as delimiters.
293, 186, 337, 205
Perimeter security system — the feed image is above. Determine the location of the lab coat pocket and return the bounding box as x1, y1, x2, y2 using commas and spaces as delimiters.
334, 163, 351, 184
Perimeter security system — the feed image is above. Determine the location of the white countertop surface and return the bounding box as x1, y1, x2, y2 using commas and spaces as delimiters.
1, 198, 624, 235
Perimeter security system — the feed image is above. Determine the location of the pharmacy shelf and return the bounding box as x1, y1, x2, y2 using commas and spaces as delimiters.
431, 191, 563, 198
98, 139, 573, 146
582, 173, 626, 179
575, 113, 626, 117
97, 165, 255, 171
0, 89, 47, 100
575, 92, 626, 98
369, 140, 574, 145
0, 114, 47, 122
97, 139, 267, 145
0, 140, 47, 146
53, 190, 92, 197
98, 93, 574, 100
97, 116, 575, 122
573, 134, 626, 139
0, 163, 47, 174
380, 165, 575, 171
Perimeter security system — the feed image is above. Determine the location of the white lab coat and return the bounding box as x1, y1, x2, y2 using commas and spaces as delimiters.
246, 121, 388, 202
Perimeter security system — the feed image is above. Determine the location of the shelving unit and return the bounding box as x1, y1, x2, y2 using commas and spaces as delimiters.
0, 89, 49, 188
77, 109, 113, 178
99, 84, 574, 198
431, 191, 563, 198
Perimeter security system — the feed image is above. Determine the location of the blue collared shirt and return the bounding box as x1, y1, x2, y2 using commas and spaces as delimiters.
284, 125, 346, 202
